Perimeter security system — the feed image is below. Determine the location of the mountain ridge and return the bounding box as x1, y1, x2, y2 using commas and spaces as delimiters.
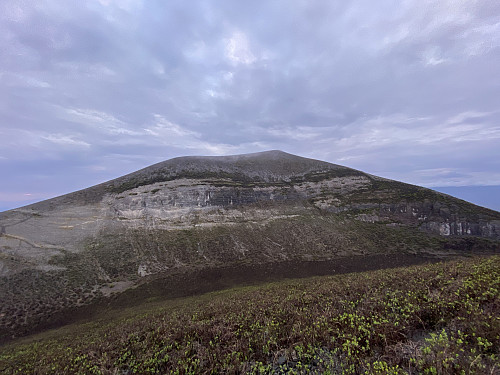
1, 150, 499, 341
2, 150, 357, 211
4, 150, 498, 217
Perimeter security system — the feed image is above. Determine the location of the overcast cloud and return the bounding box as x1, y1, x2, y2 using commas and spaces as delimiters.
1, 0, 500, 211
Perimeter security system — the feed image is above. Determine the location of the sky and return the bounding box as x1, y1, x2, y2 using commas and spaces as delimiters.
1, 0, 500, 212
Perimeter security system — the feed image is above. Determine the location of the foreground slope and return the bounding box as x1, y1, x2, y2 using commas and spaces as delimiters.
1, 150, 499, 340
1, 256, 498, 374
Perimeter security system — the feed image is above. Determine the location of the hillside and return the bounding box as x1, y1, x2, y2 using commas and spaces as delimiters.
1, 256, 498, 374
1, 150, 500, 340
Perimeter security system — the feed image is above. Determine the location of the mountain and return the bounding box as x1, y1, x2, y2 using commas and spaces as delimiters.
1, 150, 499, 341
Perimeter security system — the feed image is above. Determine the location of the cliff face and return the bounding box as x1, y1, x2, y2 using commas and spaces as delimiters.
1, 150, 499, 340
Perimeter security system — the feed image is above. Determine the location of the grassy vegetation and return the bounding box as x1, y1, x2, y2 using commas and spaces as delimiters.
1, 256, 499, 374
6, 210, 494, 343
290, 168, 365, 183
109, 171, 262, 194
346, 179, 500, 220
108, 167, 367, 194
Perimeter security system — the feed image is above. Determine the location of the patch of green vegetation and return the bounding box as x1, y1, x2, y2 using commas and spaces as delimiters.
109, 171, 258, 194
290, 168, 365, 183
1, 256, 498, 374
330, 177, 500, 222
109, 167, 367, 194
82, 236, 138, 279
340, 179, 437, 206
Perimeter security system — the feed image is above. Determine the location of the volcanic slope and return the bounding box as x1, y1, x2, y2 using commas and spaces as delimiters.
0, 150, 499, 340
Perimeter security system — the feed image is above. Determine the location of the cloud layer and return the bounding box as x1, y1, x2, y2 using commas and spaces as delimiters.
1, 0, 500, 210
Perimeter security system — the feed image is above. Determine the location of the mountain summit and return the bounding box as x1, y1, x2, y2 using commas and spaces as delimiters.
1, 151, 499, 340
